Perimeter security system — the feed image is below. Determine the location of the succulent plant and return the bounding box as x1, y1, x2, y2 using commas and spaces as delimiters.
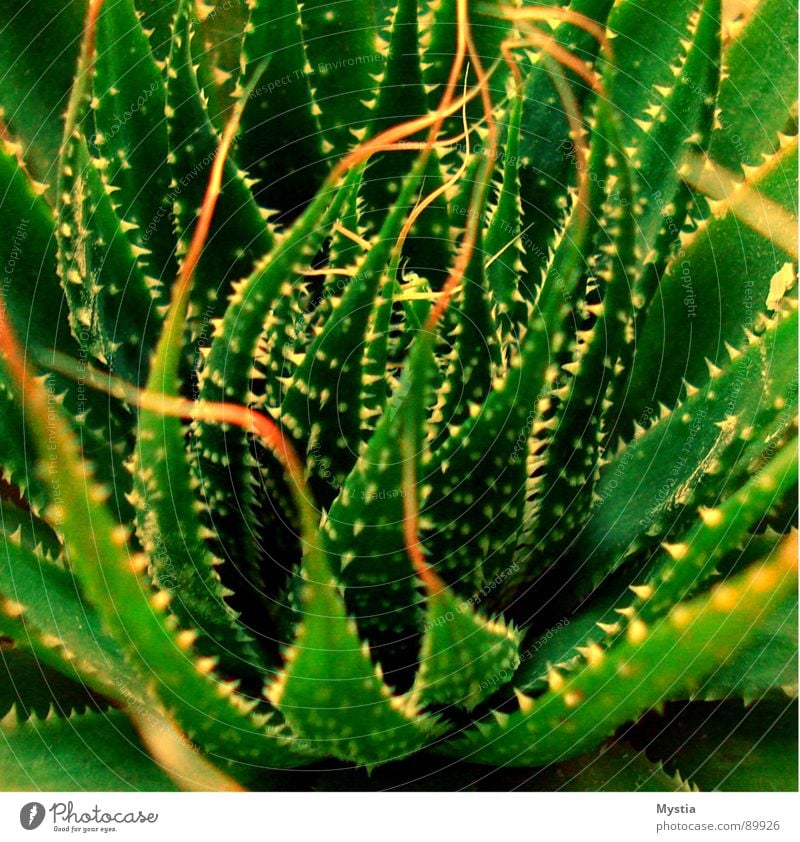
0, 0, 797, 792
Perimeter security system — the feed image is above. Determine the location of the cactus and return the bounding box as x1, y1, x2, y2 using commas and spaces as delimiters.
0, 0, 796, 791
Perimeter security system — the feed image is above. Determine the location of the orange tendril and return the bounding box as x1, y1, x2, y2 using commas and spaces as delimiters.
332, 221, 372, 251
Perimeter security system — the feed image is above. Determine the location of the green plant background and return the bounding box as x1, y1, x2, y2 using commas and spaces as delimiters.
0, 0, 797, 791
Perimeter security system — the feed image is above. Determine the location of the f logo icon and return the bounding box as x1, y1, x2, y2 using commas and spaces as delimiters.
19, 803, 45, 830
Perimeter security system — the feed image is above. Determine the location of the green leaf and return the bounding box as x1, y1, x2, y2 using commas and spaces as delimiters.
492, 740, 691, 791
165, 0, 274, 330
617, 0, 721, 260
131, 258, 266, 676
268, 534, 438, 767
322, 379, 425, 669
484, 92, 526, 330
0, 0, 85, 191
0, 501, 62, 563
359, 0, 451, 279
413, 587, 520, 710
516, 442, 797, 694
701, 530, 798, 703
635, 443, 797, 624
0, 648, 107, 721
125, 3, 270, 676
323, 169, 366, 282
523, 101, 635, 559
0, 532, 137, 701
237, 0, 326, 218
709, 0, 798, 171
440, 545, 797, 766
364, 0, 426, 209
0, 148, 73, 510
137, 0, 180, 63
194, 1, 249, 131
131, 404, 265, 675
300, 0, 379, 158
515, 0, 615, 286
193, 167, 358, 592
421, 99, 616, 597
312, 739, 690, 791
358, 262, 395, 433
92, 0, 176, 293
603, 0, 722, 442
327, 163, 518, 689
0, 351, 307, 766
621, 136, 798, 432
430, 155, 501, 450
0, 708, 178, 791
56, 13, 161, 384
579, 301, 798, 586
701, 591, 797, 704
0, 149, 64, 353
280, 156, 428, 500
639, 699, 798, 792
0, 147, 138, 523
